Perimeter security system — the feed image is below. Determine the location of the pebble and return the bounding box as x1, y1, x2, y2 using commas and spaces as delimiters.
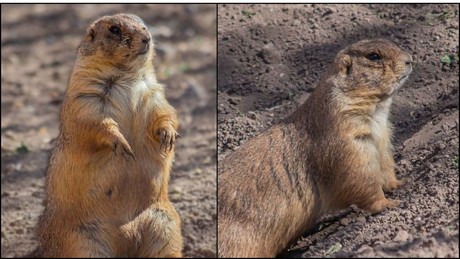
339, 218, 350, 226
228, 98, 238, 105
435, 249, 446, 257
442, 124, 449, 132
355, 216, 367, 223
248, 111, 257, 119
393, 230, 410, 242
371, 233, 384, 241
170, 193, 181, 202
356, 244, 372, 254
172, 186, 182, 194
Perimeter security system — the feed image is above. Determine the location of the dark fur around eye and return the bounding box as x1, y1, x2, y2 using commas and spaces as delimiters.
109, 25, 121, 35
367, 52, 382, 61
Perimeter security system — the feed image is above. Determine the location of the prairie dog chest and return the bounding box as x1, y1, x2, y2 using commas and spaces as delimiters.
370, 98, 392, 141
105, 75, 155, 124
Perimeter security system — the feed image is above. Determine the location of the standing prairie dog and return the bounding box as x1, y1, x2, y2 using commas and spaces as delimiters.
218, 39, 413, 258
36, 14, 183, 257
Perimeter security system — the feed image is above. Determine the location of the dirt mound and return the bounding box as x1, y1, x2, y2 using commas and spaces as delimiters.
218, 4, 459, 257
1, 4, 216, 258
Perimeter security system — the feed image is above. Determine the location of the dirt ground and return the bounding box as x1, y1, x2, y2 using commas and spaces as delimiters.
218, 3, 459, 258
1, 4, 216, 258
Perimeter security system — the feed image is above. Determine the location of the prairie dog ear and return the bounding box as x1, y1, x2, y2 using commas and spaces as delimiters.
338, 54, 352, 77
78, 26, 96, 56
84, 27, 95, 43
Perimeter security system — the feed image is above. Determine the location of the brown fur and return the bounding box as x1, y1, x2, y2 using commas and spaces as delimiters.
36, 14, 182, 257
218, 39, 413, 257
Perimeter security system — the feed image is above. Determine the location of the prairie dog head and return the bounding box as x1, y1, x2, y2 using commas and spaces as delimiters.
332, 39, 413, 99
78, 14, 153, 69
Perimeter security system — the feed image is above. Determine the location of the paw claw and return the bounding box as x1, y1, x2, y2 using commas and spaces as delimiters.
169, 136, 174, 152
124, 146, 135, 160
383, 177, 406, 192
155, 127, 177, 153
112, 137, 134, 160
365, 198, 400, 214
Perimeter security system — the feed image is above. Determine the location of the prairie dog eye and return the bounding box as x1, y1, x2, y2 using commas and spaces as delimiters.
109, 25, 121, 35
367, 52, 382, 61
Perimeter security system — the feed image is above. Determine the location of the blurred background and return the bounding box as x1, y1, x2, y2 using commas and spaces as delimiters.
1, 4, 216, 258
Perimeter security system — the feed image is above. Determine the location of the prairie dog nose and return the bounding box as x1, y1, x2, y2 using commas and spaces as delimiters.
142, 36, 151, 44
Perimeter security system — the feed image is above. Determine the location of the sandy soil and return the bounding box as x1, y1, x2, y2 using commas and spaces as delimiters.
218, 4, 459, 257
1, 4, 216, 258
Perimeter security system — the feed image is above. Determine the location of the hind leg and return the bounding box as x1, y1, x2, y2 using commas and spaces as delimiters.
375, 126, 405, 192
333, 143, 400, 214
39, 220, 116, 258
380, 149, 405, 192
357, 187, 400, 214
127, 205, 183, 257
338, 170, 399, 214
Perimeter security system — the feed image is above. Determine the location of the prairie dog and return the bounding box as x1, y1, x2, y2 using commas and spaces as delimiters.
36, 14, 183, 257
218, 39, 413, 258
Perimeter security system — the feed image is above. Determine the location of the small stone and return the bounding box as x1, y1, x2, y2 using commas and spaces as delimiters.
393, 230, 410, 242
427, 188, 438, 196
170, 192, 181, 202
322, 8, 334, 17
441, 124, 449, 131
420, 226, 426, 233
371, 233, 384, 241
437, 143, 446, 150
172, 186, 182, 194
228, 98, 238, 105
436, 249, 446, 257
248, 111, 257, 120
355, 216, 367, 223
356, 244, 372, 254
339, 218, 350, 226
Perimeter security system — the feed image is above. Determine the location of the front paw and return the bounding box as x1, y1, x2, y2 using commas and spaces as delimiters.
155, 126, 179, 152
365, 198, 400, 214
382, 177, 405, 192
113, 137, 135, 160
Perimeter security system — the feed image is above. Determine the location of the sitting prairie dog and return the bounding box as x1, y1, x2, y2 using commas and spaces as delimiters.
218, 39, 413, 258
36, 14, 183, 257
